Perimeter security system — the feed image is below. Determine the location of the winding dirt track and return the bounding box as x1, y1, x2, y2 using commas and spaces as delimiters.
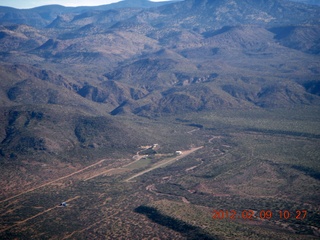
0, 146, 204, 236
1, 146, 204, 204
124, 146, 203, 182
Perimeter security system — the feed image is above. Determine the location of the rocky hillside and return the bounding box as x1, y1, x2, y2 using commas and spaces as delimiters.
0, 0, 319, 160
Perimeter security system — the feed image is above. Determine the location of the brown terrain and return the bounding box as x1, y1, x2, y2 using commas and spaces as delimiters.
0, 0, 319, 239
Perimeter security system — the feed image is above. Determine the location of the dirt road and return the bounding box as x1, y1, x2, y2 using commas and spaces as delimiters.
124, 146, 203, 182
0, 196, 80, 233
0, 159, 108, 204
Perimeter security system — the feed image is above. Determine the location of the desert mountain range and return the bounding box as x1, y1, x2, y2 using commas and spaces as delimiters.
0, 0, 319, 184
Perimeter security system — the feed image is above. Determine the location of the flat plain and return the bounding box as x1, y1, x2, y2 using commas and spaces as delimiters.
1, 107, 319, 239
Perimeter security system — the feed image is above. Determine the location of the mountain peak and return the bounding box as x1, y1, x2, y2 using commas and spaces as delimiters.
157, 0, 320, 31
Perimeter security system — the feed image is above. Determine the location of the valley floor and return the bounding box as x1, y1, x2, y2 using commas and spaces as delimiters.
1, 108, 320, 239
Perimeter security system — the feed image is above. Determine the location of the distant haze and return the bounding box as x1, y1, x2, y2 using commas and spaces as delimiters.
0, 0, 171, 9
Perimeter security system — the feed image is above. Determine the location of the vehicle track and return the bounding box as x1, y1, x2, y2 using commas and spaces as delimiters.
124, 146, 203, 182
0, 159, 108, 204
0, 196, 80, 233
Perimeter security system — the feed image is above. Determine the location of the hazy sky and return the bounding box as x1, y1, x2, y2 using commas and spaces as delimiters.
0, 0, 172, 9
